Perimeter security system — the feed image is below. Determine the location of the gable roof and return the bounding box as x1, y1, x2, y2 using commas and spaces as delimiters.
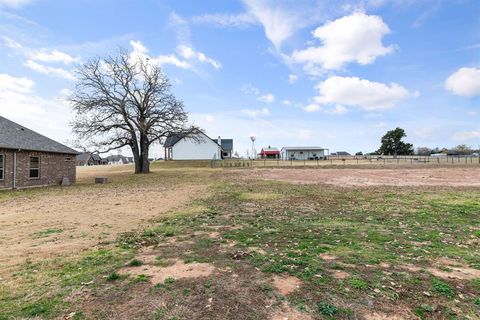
281, 147, 325, 151
164, 132, 233, 151
164, 134, 184, 148
76, 152, 91, 161
90, 153, 102, 161
0, 116, 79, 154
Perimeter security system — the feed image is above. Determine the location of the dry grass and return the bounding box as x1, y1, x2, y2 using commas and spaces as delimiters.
0, 164, 213, 273
1, 164, 479, 319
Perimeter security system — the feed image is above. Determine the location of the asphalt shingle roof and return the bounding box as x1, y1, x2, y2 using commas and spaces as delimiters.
0, 116, 79, 154
164, 132, 233, 151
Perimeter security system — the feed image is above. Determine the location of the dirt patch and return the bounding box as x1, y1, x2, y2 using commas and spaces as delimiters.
401, 257, 480, 280
272, 274, 302, 295
239, 167, 480, 187
319, 253, 338, 260
363, 312, 410, 320
119, 258, 215, 283
193, 230, 220, 239
0, 166, 209, 274
271, 302, 313, 320
331, 270, 350, 279
248, 246, 267, 255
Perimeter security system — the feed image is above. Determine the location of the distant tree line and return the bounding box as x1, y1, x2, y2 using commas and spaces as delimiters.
415, 145, 478, 156
361, 127, 478, 156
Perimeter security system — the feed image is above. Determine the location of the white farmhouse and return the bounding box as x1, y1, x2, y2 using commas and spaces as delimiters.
163, 131, 233, 160
281, 147, 327, 160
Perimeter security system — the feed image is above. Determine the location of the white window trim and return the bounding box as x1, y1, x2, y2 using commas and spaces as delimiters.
29, 156, 40, 180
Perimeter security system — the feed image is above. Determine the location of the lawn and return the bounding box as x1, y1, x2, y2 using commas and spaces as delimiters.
0, 166, 479, 319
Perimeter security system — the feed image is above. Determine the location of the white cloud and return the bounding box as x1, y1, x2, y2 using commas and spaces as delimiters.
2, 37, 80, 65
28, 49, 80, 64
0, 74, 70, 136
282, 100, 291, 105
241, 84, 261, 96
2, 36, 79, 79
177, 45, 221, 69
241, 108, 271, 117
304, 103, 322, 112
258, 93, 275, 103
452, 130, 480, 140
241, 84, 275, 103
329, 104, 348, 114
445, 67, 480, 97
0, 0, 32, 7
288, 74, 298, 83
2, 36, 23, 49
129, 40, 220, 71
292, 12, 393, 73
24, 60, 75, 80
0, 73, 33, 93
191, 12, 257, 28
313, 76, 410, 110
242, 0, 310, 49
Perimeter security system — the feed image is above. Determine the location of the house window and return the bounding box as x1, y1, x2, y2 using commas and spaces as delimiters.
0, 154, 4, 180
29, 156, 40, 179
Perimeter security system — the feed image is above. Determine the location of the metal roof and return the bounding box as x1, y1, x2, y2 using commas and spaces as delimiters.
281, 147, 325, 151
0, 116, 79, 154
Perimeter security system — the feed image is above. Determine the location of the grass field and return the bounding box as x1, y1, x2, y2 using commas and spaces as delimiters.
0, 164, 479, 319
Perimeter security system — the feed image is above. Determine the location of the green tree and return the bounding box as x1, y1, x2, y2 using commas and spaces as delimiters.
453, 144, 473, 155
377, 127, 414, 155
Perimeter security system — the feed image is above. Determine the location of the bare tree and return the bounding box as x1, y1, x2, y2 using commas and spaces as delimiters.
69, 49, 199, 173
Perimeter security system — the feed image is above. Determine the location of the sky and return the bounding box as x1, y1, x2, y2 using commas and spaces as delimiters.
0, 0, 479, 157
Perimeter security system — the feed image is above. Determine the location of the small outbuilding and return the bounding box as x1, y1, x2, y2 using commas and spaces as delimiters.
281, 147, 327, 160
259, 146, 280, 159
0, 116, 79, 189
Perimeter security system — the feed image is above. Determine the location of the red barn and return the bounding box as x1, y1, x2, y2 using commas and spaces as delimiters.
259, 146, 280, 159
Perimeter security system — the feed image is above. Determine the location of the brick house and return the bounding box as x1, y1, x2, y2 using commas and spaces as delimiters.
0, 116, 79, 190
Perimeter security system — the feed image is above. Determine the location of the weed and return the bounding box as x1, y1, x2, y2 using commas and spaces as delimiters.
472, 297, 480, 306
415, 304, 433, 319
127, 259, 143, 267
32, 228, 64, 238
317, 302, 337, 317
135, 274, 149, 282
349, 276, 368, 290
432, 278, 453, 298
106, 272, 121, 281
204, 280, 213, 289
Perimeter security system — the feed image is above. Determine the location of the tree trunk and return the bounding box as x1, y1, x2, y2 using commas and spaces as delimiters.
131, 146, 141, 174
136, 135, 150, 174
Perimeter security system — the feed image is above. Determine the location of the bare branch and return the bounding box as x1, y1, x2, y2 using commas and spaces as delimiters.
68, 48, 198, 173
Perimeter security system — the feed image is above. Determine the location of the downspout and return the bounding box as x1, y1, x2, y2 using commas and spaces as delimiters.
13, 150, 17, 190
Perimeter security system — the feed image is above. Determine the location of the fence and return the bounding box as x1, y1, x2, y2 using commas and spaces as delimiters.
211, 155, 480, 168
